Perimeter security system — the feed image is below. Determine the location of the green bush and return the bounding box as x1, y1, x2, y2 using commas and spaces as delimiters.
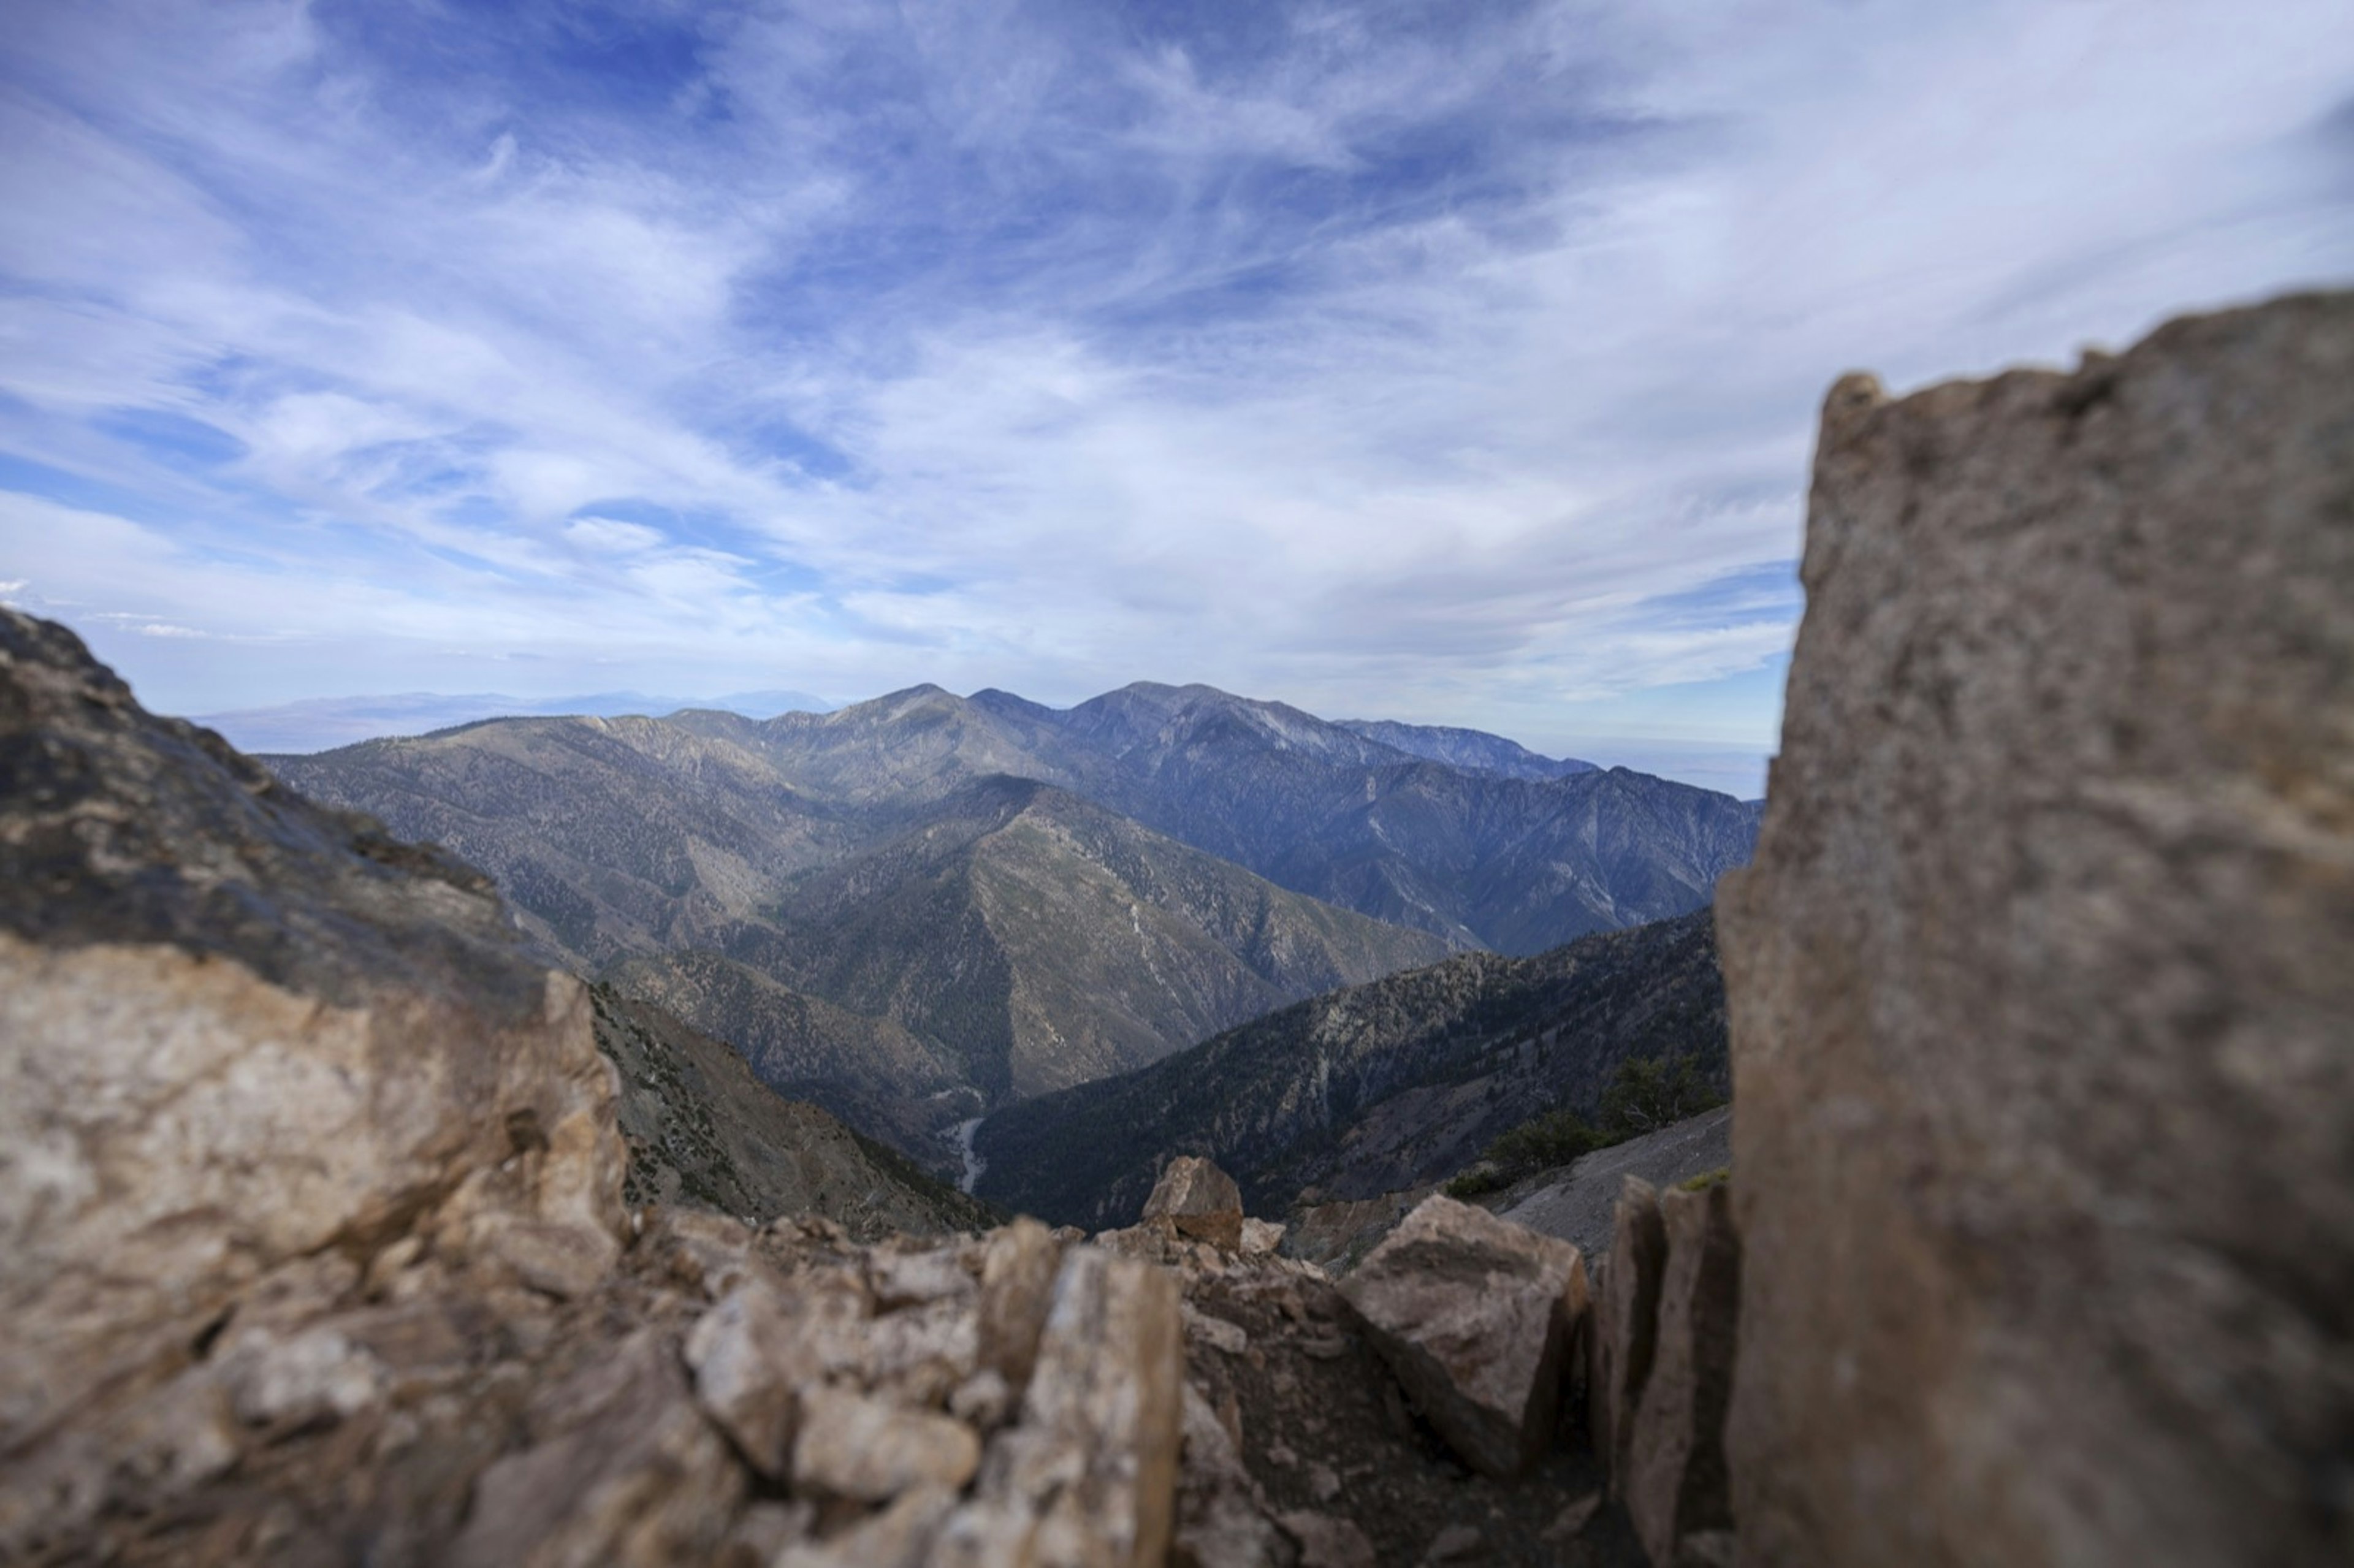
1443, 1166, 1512, 1199
1596, 1054, 1721, 1138
1484, 1108, 1604, 1178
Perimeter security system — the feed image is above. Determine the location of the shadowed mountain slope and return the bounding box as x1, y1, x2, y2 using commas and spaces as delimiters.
589, 983, 995, 1236
971, 908, 1728, 1230
717, 775, 1453, 1100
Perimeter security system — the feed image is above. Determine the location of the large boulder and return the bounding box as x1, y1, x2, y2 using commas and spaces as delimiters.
1718, 292, 2354, 1567
1143, 1155, 1246, 1251
1338, 1193, 1589, 1479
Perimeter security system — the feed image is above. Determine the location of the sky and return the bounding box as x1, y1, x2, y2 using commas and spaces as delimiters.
2, 0, 2350, 794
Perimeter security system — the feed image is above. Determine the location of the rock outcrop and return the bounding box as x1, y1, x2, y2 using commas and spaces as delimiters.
1718, 291, 2354, 1566
1338, 1195, 1590, 1480
591, 983, 996, 1238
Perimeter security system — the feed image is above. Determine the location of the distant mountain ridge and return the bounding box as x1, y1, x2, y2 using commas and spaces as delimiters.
267, 679, 1758, 1169
1335, 718, 1598, 780
199, 686, 835, 754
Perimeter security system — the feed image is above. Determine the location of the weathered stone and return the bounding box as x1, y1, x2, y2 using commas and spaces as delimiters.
1174, 1382, 1294, 1568
1142, 1155, 1245, 1250
215, 1322, 387, 1428
790, 1383, 981, 1502
0, 609, 628, 1550
980, 1245, 1184, 1568
1588, 1177, 1669, 1493
449, 1331, 744, 1568
931, 1496, 1044, 1567
1276, 1510, 1376, 1568
868, 1240, 980, 1311
1239, 1217, 1286, 1257
976, 1216, 1062, 1392
684, 1281, 802, 1475
1624, 1181, 1739, 1568
1338, 1194, 1588, 1479
777, 1481, 956, 1568
1719, 292, 2354, 1567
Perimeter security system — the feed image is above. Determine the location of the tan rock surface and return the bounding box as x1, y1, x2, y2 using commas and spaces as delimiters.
982, 1246, 1185, 1567
1143, 1154, 1247, 1250
1719, 292, 2354, 1567
1338, 1194, 1588, 1479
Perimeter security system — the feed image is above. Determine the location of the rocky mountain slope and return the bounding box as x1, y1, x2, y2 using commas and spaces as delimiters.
274, 679, 1758, 965
698, 776, 1453, 1100
590, 984, 996, 1237
1, 604, 1648, 1567
972, 910, 1727, 1230
270, 678, 1750, 1163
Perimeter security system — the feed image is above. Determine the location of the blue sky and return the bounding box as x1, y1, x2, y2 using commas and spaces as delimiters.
2, 0, 2350, 791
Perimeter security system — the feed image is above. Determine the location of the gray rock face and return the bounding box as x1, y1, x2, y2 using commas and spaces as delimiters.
1143, 1155, 1247, 1250
0, 608, 627, 1517
1623, 1183, 1739, 1568
1718, 291, 2354, 1567
1338, 1195, 1590, 1479
1589, 1178, 1669, 1493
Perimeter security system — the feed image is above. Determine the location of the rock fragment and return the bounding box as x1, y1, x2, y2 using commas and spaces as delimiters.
980, 1245, 1184, 1568
790, 1383, 981, 1502
976, 1216, 1063, 1393
1142, 1155, 1246, 1251
449, 1331, 743, 1568
684, 1281, 804, 1475
1338, 1194, 1588, 1479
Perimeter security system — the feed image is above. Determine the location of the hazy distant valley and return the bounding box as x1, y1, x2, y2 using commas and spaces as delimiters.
270, 678, 1760, 1176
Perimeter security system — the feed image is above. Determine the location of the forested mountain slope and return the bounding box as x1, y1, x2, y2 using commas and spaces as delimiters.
972, 909, 1727, 1229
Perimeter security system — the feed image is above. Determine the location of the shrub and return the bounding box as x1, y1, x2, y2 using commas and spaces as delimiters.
1596, 1054, 1722, 1138
1484, 1108, 1604, 1178
1443, 1166, 1512, 1199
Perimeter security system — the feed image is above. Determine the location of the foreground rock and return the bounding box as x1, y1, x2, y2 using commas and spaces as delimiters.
0, 607, 627, 1540
1718, 291, 2354, 1566
1338, 1195, 1590, 1479
1588, 1179, 1669, 1491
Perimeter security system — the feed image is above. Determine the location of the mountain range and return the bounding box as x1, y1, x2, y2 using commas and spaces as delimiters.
197, 687, 835, 755
265, 679, 1760, 1171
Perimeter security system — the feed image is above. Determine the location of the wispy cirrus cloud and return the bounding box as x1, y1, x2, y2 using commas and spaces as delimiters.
1, 0, 2348, 794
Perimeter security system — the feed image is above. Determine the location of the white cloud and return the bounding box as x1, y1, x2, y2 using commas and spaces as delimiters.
0, 0, 2347, 744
